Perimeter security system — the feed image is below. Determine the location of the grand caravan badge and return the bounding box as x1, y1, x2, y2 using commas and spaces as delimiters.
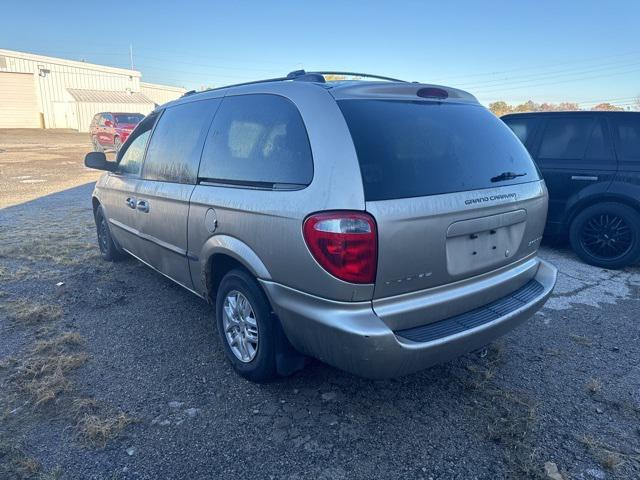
464, 192, 517, 205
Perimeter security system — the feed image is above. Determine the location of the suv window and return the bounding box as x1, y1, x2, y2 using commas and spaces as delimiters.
142, 99, 219, 184
118, 130, 150, 175
338, 100, 539, 201
116, 113, 156, 176
584, 120, 613, 161
199, 94, 313, 186
612, 116, 640, 162
538, 117, 594, 159
503, 117, 540, 146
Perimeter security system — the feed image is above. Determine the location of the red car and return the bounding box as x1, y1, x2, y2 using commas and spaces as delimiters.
89, 112, 144, 152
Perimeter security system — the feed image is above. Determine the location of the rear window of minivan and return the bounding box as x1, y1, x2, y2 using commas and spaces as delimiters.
338, 100, 540, 201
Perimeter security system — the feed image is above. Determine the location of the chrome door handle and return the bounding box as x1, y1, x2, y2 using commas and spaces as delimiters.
125, 197, 136, 209
136, 199, 150, 213
571, 175, 598, 181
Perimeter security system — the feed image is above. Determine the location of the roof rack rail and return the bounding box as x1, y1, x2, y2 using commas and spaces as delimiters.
180, 70, 406, 98
304, 71, 407, 82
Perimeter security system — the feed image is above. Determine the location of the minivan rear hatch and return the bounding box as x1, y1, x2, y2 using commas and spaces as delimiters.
337, 96, 545, 300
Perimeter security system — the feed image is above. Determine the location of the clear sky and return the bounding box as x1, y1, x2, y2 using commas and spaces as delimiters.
2, 0, 639, 109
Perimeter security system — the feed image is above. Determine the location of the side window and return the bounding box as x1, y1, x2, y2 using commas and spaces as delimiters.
118, 131, 150, 175
142, 99, 219, 184
116, 114, 156, 176
538, 117, 595, 160
584, 120, 614, 162
199, 94, 313, 186
503, 117, 539, 147
612, 116, 640, 163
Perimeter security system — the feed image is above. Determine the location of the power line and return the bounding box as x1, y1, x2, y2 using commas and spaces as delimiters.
458, 58, 640, 90
471, 66, 640, 95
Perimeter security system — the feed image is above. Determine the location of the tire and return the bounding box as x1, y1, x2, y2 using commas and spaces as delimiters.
95, 205, 125, 261
215, 269, 280, 382
569, 202, 640, 269
92, 136, 103, 152
113, 136, 122, 152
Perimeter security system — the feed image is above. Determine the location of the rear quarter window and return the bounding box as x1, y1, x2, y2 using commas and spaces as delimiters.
338, 100, 539, 201
198, 94, 313, 187
502, 117, 540, 148
612, 115, 640, 164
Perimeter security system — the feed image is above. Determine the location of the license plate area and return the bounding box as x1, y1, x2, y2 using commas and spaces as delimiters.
446, 210, 527, 276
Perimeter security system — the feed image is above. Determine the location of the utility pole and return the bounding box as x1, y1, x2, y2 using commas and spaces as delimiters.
129, 44, 134, 70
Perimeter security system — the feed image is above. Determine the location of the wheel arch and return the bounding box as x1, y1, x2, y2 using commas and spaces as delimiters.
198, 235, 272, 303
563, 192, 640, 234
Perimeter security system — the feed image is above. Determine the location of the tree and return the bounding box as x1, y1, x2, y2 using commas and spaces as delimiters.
488, 101, 513, 117
514, 100, 538, 112
591, 102, 624, 111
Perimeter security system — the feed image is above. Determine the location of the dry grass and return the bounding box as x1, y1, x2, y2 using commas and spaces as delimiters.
569, 334, 593, 347
3, 299, 63, 325
0, 438, 41, 480
0, 265, 32, 282
0, 229, 97, 266
586, 378, 602, 394
75, 412, 133, 448
577, 435, 640, 471
33, 332, 83, 353
71, 398, 133, 448
12, 332, 88, 405
15, 352, 88, 405
461, 344, 545, 479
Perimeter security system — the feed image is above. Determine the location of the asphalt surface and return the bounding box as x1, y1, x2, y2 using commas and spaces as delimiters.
1, 131, 639, 479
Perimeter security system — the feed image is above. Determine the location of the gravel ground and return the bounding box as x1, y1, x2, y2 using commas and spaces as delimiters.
0, 129, 102, 208
1, 131, 639, 480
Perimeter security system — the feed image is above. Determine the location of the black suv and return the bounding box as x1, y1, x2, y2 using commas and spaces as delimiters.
502, 111, 640, 269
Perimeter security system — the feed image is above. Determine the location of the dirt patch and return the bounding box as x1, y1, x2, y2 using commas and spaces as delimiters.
0, 128, 103, 208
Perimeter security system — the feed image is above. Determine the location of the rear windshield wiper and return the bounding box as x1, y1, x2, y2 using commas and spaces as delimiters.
491, 171, 527, 183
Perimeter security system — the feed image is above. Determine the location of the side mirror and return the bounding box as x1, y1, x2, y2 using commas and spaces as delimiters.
85, 151, 116, 172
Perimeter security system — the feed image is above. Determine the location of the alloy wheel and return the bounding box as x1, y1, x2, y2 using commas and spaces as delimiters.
222, 290, 259, 362
579, 213, 633, 261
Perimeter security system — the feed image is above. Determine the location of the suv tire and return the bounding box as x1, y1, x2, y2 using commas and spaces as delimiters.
215, 269, 280, 382
569, 202, 640, 269
95, 205, 125, 261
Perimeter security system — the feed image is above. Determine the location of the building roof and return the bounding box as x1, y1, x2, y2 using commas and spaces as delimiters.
67, 88, 153, 104
0, 49, 141, 77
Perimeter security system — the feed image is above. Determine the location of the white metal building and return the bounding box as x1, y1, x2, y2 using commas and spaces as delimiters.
0, 49, 186, 131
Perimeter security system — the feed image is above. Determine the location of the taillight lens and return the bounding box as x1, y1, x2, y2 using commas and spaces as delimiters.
303, 211, 377, 284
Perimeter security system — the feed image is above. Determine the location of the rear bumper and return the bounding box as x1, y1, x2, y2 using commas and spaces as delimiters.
261, 258, 557, 379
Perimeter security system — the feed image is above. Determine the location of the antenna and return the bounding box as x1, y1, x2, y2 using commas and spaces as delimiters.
129, 44, 134, 70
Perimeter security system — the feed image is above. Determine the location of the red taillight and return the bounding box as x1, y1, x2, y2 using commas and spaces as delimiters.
303, 211, 377, 284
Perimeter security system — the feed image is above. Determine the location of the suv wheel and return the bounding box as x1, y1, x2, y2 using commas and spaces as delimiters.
215, 269, 279, 382
569, 202, 640, 269
95, 206, 125, 261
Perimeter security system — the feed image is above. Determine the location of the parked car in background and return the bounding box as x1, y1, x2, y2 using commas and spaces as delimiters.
90, 112, 144, 152
502, 111, 640, 269
84, 71, 556, 382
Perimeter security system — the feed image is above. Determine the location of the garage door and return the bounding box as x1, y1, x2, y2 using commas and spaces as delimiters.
0, 72, 39, 128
